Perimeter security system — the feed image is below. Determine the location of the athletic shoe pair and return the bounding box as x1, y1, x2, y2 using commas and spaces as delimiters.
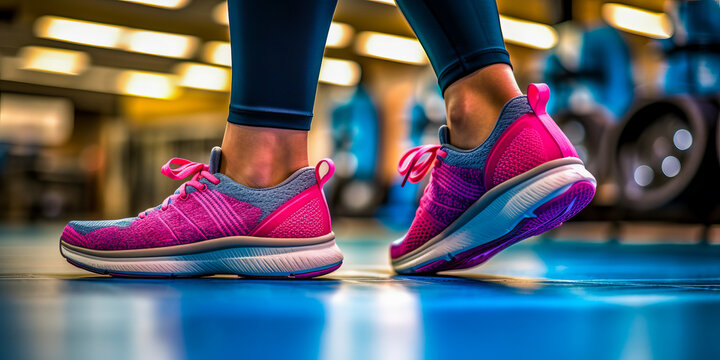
60, 84, 596, 278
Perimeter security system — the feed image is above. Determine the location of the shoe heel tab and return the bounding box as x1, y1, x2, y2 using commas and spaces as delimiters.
315, 158, 335, 187
250, 167, 333, 238
527, 83, 577, 158
527, 83, 550, 116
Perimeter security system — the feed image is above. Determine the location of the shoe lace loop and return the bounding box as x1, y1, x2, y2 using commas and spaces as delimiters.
138, 158, 220, 218
397, 144, 444, 187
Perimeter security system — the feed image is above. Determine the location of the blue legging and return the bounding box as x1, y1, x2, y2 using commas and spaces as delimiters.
227, 0, 511, 131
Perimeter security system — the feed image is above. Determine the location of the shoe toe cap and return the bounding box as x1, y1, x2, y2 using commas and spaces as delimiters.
60, 223, 93, 248
389, 238, 408, 259
61, 218, 137, 250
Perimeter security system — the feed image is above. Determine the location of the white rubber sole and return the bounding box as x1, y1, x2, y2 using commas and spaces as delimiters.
61, 239, 344, 278
392, 162, 596, 274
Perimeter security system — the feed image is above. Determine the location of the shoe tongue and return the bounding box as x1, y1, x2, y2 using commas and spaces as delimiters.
208, 146, 222, 174
438, 125, 450, 145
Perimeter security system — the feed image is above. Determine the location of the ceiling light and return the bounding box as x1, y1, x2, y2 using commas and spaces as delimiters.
602, 3, 673, 39
367, 0, 396, 5
355, 31, 427, 65
34, 16, 123, 48
120, 0, 190, 9
213, 1, 229, 25
319, 58, 361, 86
34, 16, 199, 59
499, 15, 558, 50
326, 22, 354, 48
18, 46, 90, 75
117, 70, 179, 99
175, 62, 230, 91
203, 41, 231, 66
125, 30, 199, 58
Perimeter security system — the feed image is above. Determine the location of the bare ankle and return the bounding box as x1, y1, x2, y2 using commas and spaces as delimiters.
220, 124, 309, 188
444, 64, 522, 149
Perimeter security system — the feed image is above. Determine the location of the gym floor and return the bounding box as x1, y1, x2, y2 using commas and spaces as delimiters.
2, 222, 720, 360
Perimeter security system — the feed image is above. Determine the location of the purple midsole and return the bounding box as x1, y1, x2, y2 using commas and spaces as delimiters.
411, 180, 596, 274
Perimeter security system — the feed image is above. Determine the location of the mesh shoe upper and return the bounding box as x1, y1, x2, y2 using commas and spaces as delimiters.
391, 83, 579, 260
61, 150, 328, 251
390, 161, 485, 258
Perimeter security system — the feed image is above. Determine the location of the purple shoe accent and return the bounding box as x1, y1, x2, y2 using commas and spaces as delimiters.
67, 255, 341, 280
66, 258, 206, 278
390, 161, 485, 259
107, 271, 173, 279
293, 261, 343, 279
237, 261, 343, 280
392, 83, 595, 274
66, 258, 106, 275
410, 180, 596, 274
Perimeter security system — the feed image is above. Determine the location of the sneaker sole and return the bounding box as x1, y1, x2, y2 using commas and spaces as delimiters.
60, 237, 343, 279
392, 159, 596, 274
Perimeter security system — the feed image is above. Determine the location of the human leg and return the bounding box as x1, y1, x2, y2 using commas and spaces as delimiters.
60, 0, 343, 278
222, 0, 337, 187
396, 0, 521, 149
392, 0, 596, 274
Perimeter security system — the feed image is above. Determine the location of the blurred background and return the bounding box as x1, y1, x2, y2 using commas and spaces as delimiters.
4, 2, 720, 359
1, 0, 720, 241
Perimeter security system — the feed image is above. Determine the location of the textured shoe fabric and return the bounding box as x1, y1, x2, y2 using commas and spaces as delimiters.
60, 147, 342, 278
62, 158, 327, 250
391, 83, 595, 272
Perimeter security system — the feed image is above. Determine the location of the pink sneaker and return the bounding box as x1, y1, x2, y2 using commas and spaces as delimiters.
391, 83, 596, 274
60, 147, 343, 278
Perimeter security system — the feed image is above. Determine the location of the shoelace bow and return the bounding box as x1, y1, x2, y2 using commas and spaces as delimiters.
138, 158, 220, 218
398, 144, 443, 187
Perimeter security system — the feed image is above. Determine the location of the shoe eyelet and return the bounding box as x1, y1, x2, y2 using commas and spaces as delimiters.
200, 184, 208, 191
180, 194, 189, 200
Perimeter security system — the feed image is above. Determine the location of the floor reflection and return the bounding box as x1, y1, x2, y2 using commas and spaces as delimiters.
2, 226, 720, 359
320, 282, 422, 360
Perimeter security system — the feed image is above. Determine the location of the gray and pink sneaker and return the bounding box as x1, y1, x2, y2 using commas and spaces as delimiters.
391, 83, 596, 274
60, 147, 343, 278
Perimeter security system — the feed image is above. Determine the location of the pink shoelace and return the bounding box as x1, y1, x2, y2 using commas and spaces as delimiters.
138, 158, 220, 218
398, 144, 445, 186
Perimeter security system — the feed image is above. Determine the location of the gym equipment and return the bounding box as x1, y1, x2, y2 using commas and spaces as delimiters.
662, 0, 720, 96
553, 108, 613, 181
544, 24, 633, 183
609, 0, 720, 223
611, 96, 720, 222
379, 74, 445, 228
327, 86, 382, 217
545, 24, 634, 120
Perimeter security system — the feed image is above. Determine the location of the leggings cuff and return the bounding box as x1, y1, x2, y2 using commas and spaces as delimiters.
227, 104, 312, 131
437, 48, 512, 93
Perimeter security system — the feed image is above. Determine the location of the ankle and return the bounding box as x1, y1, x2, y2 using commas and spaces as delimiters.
220, 124, 309, 188
444, 64, 522, 149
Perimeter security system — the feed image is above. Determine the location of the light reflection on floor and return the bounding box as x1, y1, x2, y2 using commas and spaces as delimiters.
2, 224, 720, 360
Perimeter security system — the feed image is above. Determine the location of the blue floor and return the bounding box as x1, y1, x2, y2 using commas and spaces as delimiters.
2, 224, 720, 360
